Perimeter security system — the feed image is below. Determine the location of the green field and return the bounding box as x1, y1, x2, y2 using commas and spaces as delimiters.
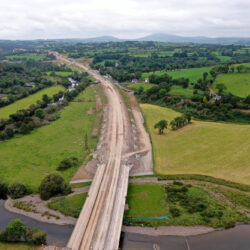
0, 242, 37, 250
0, 85, 65, 119
142, 66, 212, 83
48, 192, 88, 218
46, 71, 73, 77
125, 183, 166, 218
129, 82, 156, 91
217, 55, 232, 62
124, 183, 247, 228
141, 104, 250, 185
6, 53, 47, 61
169, 85, 196, 97
213, 73, 250, 97
0, 86, 98, 191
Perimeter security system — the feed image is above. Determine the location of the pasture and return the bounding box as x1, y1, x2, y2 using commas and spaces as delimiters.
142, 66, 212, 83
213, 73, 250, 97
0, 85, 65, 119
0, 86, 98, 191
6, 53, 47, 61
141, 104, 250, 185
46, 71, 73, 77
129, 82, 156, 91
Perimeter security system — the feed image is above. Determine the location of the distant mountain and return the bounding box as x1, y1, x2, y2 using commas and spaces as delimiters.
42, 34, 250, 44
54, 36, 124, 43
137, 33, 250, 44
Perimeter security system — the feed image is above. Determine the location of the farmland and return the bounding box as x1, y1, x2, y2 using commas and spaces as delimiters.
129, 82, 156, 91
0, 85, 65, 119
141, 104, 250, 185
6, 53, 47, 61
0, 86, 98, 191
212, 73, 250, 97
142, 66, 212, 83
46, 71, 73, 77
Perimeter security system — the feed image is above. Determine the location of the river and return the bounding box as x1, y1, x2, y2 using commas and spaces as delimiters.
122, 224, 250, 250
1, 200, 249, 249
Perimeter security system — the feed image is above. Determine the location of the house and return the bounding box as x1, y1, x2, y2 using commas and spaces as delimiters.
131, 79, 138, 83
213, 95, 221, 101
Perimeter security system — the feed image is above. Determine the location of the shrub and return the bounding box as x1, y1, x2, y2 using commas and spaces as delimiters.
8, 182, 28, 199
39, 173, 71, 200
5, 127, 14, 138
24, 227, 46, 245
170, 206, 181, 217
0, 181, 8, 199
19, 123, 31, 134
57, 156, 79, 171
0, 219, 26, 242
35, 108, 45, 119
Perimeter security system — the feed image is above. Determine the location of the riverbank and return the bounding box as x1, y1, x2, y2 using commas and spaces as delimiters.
122, 224, 250, 250
122, 225, 214, 236
4, 186, 89, 225
0, 200, 73, 246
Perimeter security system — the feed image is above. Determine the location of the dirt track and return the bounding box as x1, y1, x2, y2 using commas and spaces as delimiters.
52, 52, 139, 249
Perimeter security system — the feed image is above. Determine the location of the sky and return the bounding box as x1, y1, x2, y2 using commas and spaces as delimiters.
0, 0, 250, 40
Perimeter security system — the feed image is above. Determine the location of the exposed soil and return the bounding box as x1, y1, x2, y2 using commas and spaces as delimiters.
122, 225, 214, 236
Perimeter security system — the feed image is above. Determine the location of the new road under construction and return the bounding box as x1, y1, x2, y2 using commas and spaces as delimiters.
52, 52, 153, 250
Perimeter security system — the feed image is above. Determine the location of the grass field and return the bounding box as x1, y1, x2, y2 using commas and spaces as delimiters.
212, 73, 250, 97
129, 82, 156, 91
129, 82, 201, 98
48, 192, 88, 218
0, 85, 65, 119
169, 85, 195, 97
0, 86, 98, 191
125, 183, 166, 218
217, 56, 232, 62
6, 53, 47, 61
124, 183, 248, 228
46, 71, 73, 77
142, 66, 212, 83
0, 242, 37, 250
141, 104, 250, 185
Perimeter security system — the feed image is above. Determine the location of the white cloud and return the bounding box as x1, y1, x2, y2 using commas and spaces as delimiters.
0, 0, 250, 39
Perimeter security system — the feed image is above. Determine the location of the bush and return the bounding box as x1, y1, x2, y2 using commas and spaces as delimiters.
170, 206, 181, 217
39, 173, 71, 200
5, 127, 14, 138
0, 181, 8, 199
0, 219, 26, 242
0, 219, 46, 245
8, 182, 28, 199
24, 227, 46, 245
35, 108, 45, 119
57, 156, 79, 171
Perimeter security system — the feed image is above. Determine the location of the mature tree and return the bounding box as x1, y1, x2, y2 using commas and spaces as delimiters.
39, 174, 71, 200
216, 83, 227, 95
203, 72, 208, 81
34, 108, 45, 119
8, 182, 28, 199
42, 94, 51, 104
154, 120, 168, 134
0, 181, 8, 199
0, 219, 26, 242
